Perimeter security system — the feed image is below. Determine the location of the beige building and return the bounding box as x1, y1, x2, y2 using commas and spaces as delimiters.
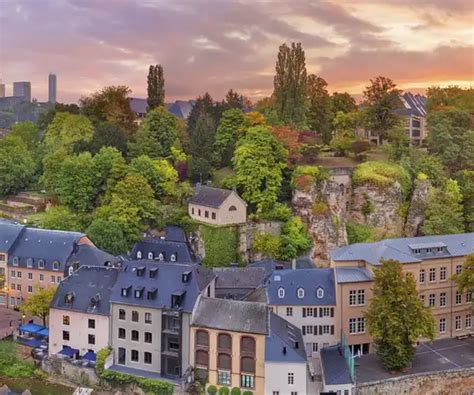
188, 185, 246, 226
331, 233, 474, 355
0, 221, 24, 305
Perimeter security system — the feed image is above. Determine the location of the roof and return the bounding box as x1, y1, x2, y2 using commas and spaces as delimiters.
0, 220, 25, 253
130, 238, 194, 263
110, 261, 215, 313
335, 267, 373, 284
128, 97, 147, 114
191, 297, 268, 334
67, 244, 117, 269
167, 100, 195, 119
189, 185, 241, 209
248, 258, 314, 278
7, 227, 85, 271
331, 233, 474, 265
243, 287, 268, 303
321, 345, 353, 385
214, 267, 268, 289
266, 268, 336, 306
265, 313, 307, 363
51, 266, 119, 315
395, 92, 427, 117
164, 225, 187, 243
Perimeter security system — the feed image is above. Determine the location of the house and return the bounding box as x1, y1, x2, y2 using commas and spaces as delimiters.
49, 266, 119, 360
213, 267, 268, 300
188, 185, 247, 226
331, 233, 474, 355
131, 238, 195, 264
108, 261, 215, 381
128, 98, 195, 124
0, 220, 24, 305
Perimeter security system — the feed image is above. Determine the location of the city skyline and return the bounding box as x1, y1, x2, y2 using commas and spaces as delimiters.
1, 0, 473, 103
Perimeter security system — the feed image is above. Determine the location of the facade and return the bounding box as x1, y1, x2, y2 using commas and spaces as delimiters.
0, 83, 5, 97
13, 81, 31, 102
131, 239, 195, 264
331, 233, 474, 354
188, 185, 247, 226
48, 73, 57, 103
49, 266, 119, 358
213, 267, 268, 300
109, 261, 215, 380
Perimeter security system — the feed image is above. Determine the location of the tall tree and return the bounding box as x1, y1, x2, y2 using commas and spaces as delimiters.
455, 170, 474, 231
331, 92, 357, 114
307, 75, 332, 143
20, 286, 57, 327
273, 42, 307, 128
89, 121, 128, 154
10, 121, 40, 151
365, 260, 434, 371
187, 93, 215, 134
214, 108, 246, 166
224, 89, 244, 110
147, 64, 165, 111
363, 76, 402, 143
188, 113, 217, 181
453, 253, 474, 305
86, 218, 129, 255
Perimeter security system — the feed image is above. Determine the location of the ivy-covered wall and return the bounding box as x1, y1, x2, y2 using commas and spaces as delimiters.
200, 224, 239, 267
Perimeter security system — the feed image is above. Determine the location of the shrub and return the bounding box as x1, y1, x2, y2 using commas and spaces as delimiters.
219, 387, 230, 395
346, 221, 376, 244
242, 391, 254, 395
417, 172, 428, 181
279, 216, 312, 260
260, 202, 292, 221
292, 165, 329, 191
252, 232, 281, 259
207, 385, 218, 395
361, 199, 373, 217
231, 387, 241, 395
0, 341, 35, 378
200, 225, 239, 267
312, 201, 329, 215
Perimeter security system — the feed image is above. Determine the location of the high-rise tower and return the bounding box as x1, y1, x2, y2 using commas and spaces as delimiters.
48, 73, 57, 103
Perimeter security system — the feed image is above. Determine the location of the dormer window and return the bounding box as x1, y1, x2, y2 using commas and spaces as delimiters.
64, 292, 74, 305
134, 287, 144, 299
278, 287, 285, 299
316, 287, 324, 299
27, 258, 33, 268
121, 286, 131, 297
158, 253, 164, 261
68, 266, 74, 277
52, 261, 59, 271
12, 257, 19, 266
171, 253, 177, 262
182, 271, 191, 283
274, 275, 281, 281
38, 259, 45, 269
148, 252, 153, 260
171, 291, 185, 308
136, 251, 142, 259
147, 288, 157, 300
149, 267, 158, 278
297, 288, 305, 299
136, 267, 145, 277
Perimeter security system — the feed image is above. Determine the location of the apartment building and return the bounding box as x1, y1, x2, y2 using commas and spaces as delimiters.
331, 233, 474, 355
0, 221, 24, 305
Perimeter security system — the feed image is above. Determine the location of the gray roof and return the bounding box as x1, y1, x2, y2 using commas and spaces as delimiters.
331, 233, 474, 265
167, 100, 195, 119
321, 345, 353, 385
7, 227, 85, 272
0, 221, 25, 253
130, 238, 194, 263
128, 97, 147, 115
243, 287, 268, 303
265, 313, 306, 363
164, 226, 187, 243
189, 185, 236, 209
266, 268, 336, 306
395, 92, 427, 118
67, 244, 118, 270
214, 267, 268, 289
191, 297, 268, 334
51, 266, 119, 315
110, 261, 215, 313
335, 267, 373, 284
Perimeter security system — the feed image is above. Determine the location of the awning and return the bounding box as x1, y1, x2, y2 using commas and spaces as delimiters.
59, 346, 79, 357
37, 328, 49, 337
25, 338, 43, 348
83, 351, 96, 362
19, 323, 44, 334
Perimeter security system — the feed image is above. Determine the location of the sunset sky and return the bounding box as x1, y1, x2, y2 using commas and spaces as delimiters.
1, 0, 473, 103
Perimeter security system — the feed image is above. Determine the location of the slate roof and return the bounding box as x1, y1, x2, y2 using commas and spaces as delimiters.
0, 220, 25, 253
265, 313, 307, 363
335, 267, 373, 284
130, 238, 194, 263
214, 267, 268, 289
395, 92, 427, 118
51, 265, 119, 315
248, 257, 314, 278
266, 268, 336, 306
164, 226, 187, 243
243, 287, 268, 303
167, 100, 195, 119
128, 97, 147, 115
110, 261, 215, 313
189, 185, 240, 209
331, 233, 474, 265
321, 345, 353, 385
7, 227, 85, 272
67, 244, 118, 270
191, 297, 268, 334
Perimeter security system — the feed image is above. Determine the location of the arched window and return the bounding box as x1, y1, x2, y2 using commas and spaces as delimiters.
297, 287, 305, 299
241, 336, 255, 354
52, 261, 59, 271
38, 259, 45, 269
12, 256, 19, 266
316, 287, 324, 299
218, 333, 232, 351
26, 258, 33, 268
195, 330, 209, 369
278, 287, 285, 299
148, 252, 153, 260
196, 330, 209, 347
170, 254, 177, 262
136, 251, 142, 259
68, 266, 74, 277
158, 253, 164, 261
229, 205, 237, 211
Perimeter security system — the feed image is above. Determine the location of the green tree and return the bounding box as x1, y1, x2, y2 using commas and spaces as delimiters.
233, 125, 288, 213
254, 97, 281, 126
363, 76, 401, 143
40, 148, 69, 192
44, 112, 94, 152
20, 286, 57, 327
279, 216, 312, 260
93, 146, 127, 199
252, 232, 281, 259
187, 93, 216, 135
331, 92, 357, 114
37, 102, 80, 131
189, 113, 216, 181
38, 206, 84, 232
401, 151, 446, 188
215, 108, 246, 166
273, 42, 307, 128
10, 121, 40, 150
307, 75, 332, 143
452, 253, 474, 303
0, 136, 35, 195
147, 64, 165, 111
225, 89, 246, 110
455, 170, 474, 231
386, 126, 410, 162
427, 86, 474, 114
87, 218, 129, 255
365, 259, 434, 371
89, 121, 128, 154
423, 179, 465, 235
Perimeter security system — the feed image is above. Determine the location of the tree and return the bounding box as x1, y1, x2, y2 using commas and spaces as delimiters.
426, 86, 474, 114
89, 121, 128, 154
279, 216, 312, 260
87, 218, 129, 255
188, 113, 217, 181
147, 64, 165, 111
225, 89, 245, 110
365, 259, 434, 371
455, 170, 474, 231
92, 146, 127, 199
38, 206, 84, 232
423, 179, 465, 235
20, 286, 57, 327
252, 233, 281, 259
363, 76, 402, 143
254, 97, 281, 126
187, 93, 216, 134
386, 126, 410, 162
0, 136, 35, 195
453, 253, 474, 304
37, 102, 80, 131
10, 121, 40, 150
401, 151, 446, 188
215, 108, 246, 166
273, 42, 307, 128
271, 126, 301, 164
307, 75, 332, 143
233, 125, 288, 212
331, 92, 357, 114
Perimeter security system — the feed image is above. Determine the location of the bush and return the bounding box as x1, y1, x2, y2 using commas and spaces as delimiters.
200, 225, 239, 267
219, 387, 230, 395
252, 232, 281, 259
292, 165, 329, 191
259, 202, 292, 222
207, 385, 218, 395
312, 201, 329, 215
231, 388, 241, 395
242, 391, 253, 395
0, 340, 35, 378
346, 221, 376, 244
279, 216, 312, 260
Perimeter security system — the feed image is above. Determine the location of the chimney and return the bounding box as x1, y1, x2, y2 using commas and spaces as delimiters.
196, 182, 202, 191
292, 259, 296, 270
283, 346, 287, 355
294, 341, 299, 349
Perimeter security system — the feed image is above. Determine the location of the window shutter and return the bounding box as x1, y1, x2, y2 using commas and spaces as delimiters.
319, 326, 322, 335
313, 308, 317, 317
319, 308, 323, 318
302, 326, 306, 335
330, 308, 334, 317
331, 325, 334, 335
302, 308, 306, 318
314, 326, 317, 335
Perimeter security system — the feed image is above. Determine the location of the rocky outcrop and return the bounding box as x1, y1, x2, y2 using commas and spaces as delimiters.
238, 221, 282, 262
405, 179, 430, 237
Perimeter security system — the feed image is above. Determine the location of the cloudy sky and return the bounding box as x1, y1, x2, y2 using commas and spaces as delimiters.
1, 0, 473, 103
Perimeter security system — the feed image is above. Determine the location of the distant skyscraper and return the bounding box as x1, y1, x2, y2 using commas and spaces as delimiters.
48, 73, 57, 103
0, 83, 5, 98
13, 81, 31, 102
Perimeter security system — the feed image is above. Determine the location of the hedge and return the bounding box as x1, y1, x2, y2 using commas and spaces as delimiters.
200, 224, 239, 267
292, 165, 329, 191
96, 348, 173, 395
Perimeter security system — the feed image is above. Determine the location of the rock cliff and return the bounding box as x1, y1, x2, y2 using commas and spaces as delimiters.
404, 179, 430, 237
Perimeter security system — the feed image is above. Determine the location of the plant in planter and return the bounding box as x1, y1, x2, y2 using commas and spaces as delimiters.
207, 385, 218, 395
231, 387, 241, 395
219, 386, 230, 395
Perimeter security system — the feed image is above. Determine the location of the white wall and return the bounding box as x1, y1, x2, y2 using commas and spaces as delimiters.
264, 361, 307, 395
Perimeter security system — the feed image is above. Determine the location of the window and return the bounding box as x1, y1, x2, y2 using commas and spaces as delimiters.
28, 285, 33, 293
349, 290, 357, 305
302, 325, 313, 335
466, 314, 472, 329
132, 311, 139, 322
131, 330, 139, 341
241, 374, 255, 389
288, 372, 294, 385
321, 307, 331, 317
68, 266, 74, 277
297, 287, 305, 299
455, 316, 461, 330
358, 318, 365, 333
170, 254, 176, 262
316, 288, 324, 298
26, 258, 33, 268
286, 307, 293, 317
196, 350, 209, 368
419, 269, 425, 284
10, 271, 15, 278
358, 289, 365, 305
196, 330, 209, 347
57, 276, 61, 283
147, 252, 153, 260
17, 271, 21, 278
321, 325, 331, 334
467, 291, 473, 303
51, 275, 55, 283
52, 261, 59, 271
349, 318, 357, 334
273, 392, 280, 395
118, 328, 126, 339
211, 212, 216, 220
119, 309, 125, 320
17, 284, 21, 291
218, 370, 231, 386
12, 257, 19, 266
118, 348, 126, 365
28, 272, 33, 280
144, 312, 152, 324
191, 208, 195, 215
131, 350, 139, 362
144, 352, 152, 365
11, 284, 15, 290
439, 318, 446, 334
229, 205, 237, 211
278, 287, 285, 298
456, 291, 462, 305
218, 333, 232, 351
39, 274, 44, 281
38, 259, 45, 269
429, 293, 436, 307
198, 209, 201, 216
429, 268, 436, 282
88, 319, 95, 329
63, 331, 70, 341
440, 292, 446, 307
456, 265, 462, 275
312, 343, 318, 352
302, 307, 314, 317
136, 251, 142, 259
88, 334, 95, 345
291, 392, 298, 395
440, 267, 447, 281
63, 315, 70, 325
0, 254, 4, 262
144, 332, 152, 343
205, 210, 209, 218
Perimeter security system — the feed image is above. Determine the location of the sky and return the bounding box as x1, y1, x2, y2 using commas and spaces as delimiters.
0, 0, 473, 103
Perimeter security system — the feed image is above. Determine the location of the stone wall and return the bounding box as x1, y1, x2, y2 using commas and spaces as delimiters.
356, 367, 474, 395
42, 356, 99, 387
